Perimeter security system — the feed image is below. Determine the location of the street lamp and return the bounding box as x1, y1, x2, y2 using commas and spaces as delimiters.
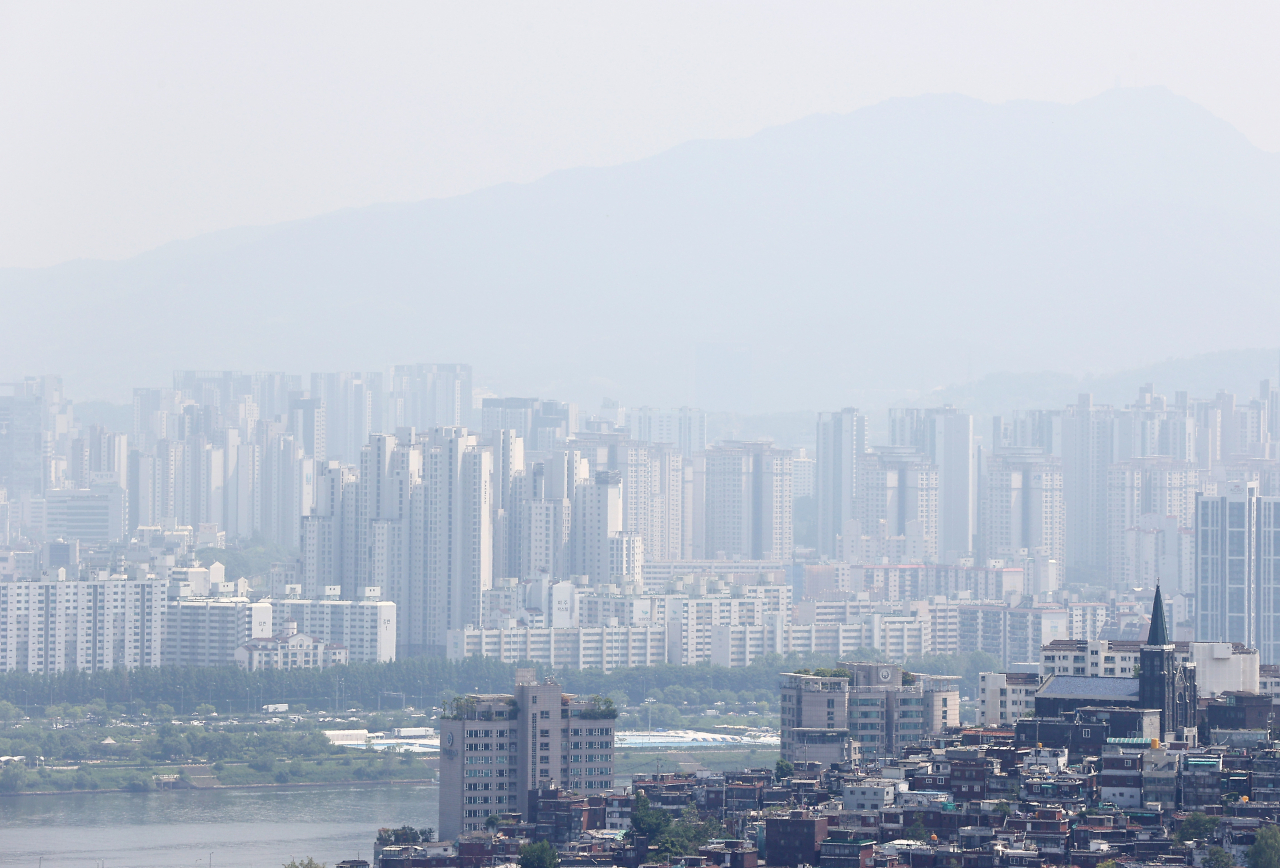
644, 698, 656, 734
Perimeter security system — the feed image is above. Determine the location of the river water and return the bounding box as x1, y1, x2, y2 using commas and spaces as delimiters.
0, 782, 439, 867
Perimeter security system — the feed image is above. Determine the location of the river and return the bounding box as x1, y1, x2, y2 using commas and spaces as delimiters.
0, 782, 439, 867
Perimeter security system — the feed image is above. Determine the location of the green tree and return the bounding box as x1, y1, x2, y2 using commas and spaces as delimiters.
774, 758, 794, 781
519, 840, 559, 868
1206, 847, 1235, 868
195, 703, 217, 716
282, 860, 325, 868
652, 803, 724, 860
1249, 826, 1280, 868
630, 792, 671, 839
906, 820, 929, 842
0, 701, 20, 728
0, 764, 27, 793
1097, 860, 1120, 868
1175, 812, 1219, 843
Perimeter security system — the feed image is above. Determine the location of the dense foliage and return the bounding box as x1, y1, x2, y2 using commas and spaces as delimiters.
1249, 825, 1280, 868
519, 840, 560, 868
1175, 812, 1218, 843
631, 793, 725, 859
377, 826, 436, 845
0, 655, 517, 714
195, 534, 297, 582
0, 649, 999, 720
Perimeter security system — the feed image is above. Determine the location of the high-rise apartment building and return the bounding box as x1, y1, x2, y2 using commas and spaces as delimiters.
389, 363, 473, 431
859, 447, 939, 564
288, 396, 327, 463
816, 409, 865, 560
479, 398, 577, 449
631, 407, 706, 459
704, 441, 792, 561
1063, 394, 1115, 585
1258, 495, 1280, 665
1196, 481, 1258, 649
1107, 457, 1197, 592
311, 371, 384, 463
438, 670, 616, 839
980, 447, 1063, 584
163, 597, 272, 667
415, 428, 493, 655
0, 574, 169, 672
889, 407, 975, 563
1114, 386, 1196, 462
573, 470, 622, 583
300, 461, 358, 599
266, 596, 396, 663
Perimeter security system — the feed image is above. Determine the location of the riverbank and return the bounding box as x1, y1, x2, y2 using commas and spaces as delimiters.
0, 751, 436, 796
0, 776, 437, 798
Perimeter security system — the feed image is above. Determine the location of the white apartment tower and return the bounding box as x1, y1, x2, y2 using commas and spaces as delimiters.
980, 447, 1064, 578
414, 428, 493, 656
1062, 394, 1115, 584
1107, 458, 1197, 592
816, 409, 865, 560
1196, 481, 1257, 650
389, 364, 473, 430
631, 406, 707, 459
573, 470, 623, 583
889, 407, 975, 562
704, 441, 793, 561
860, 447, 939, 564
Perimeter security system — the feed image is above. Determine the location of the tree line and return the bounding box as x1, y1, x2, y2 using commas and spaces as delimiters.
0, 648, 1002, 716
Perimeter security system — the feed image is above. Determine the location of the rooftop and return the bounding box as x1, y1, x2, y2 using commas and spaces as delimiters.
1035, 675, 1139, 701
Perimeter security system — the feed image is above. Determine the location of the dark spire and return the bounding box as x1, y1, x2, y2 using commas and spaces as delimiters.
1146, 584, 1170, 646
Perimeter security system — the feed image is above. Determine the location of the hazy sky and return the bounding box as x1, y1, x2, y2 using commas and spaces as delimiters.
2, 2, 1279, 269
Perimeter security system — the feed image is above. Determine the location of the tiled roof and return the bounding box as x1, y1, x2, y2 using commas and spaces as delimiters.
1035, 675, 1139, 700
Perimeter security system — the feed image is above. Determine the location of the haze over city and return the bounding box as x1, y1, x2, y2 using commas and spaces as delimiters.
4, 5, 1280, 868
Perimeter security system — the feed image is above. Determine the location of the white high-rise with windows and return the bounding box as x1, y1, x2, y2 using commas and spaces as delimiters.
816, 409, 865, 560
1196, 481, 1257, 650
631, 406, 706, 459
573, 470, 622, 583
859, 447, 939, 564
1107, 457, 1197, 592
415, 428, 492, 656
980, 447, 1063, 580
889, 407, 975, 563
704, 441, 792, 561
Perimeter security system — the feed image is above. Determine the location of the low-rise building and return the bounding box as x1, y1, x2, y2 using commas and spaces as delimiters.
267, 596, 396, 663
234, 621, 347, 671
841, 778, 905, 811
978, 671, 1040, 725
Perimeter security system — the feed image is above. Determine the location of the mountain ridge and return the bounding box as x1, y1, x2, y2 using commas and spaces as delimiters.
3, 86, 1278, 412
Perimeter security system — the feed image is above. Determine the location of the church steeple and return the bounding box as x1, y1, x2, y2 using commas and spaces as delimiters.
1146, 584, 1170, 646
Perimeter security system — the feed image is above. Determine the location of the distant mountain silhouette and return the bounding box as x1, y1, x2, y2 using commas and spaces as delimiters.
3, 87, 1278, 412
